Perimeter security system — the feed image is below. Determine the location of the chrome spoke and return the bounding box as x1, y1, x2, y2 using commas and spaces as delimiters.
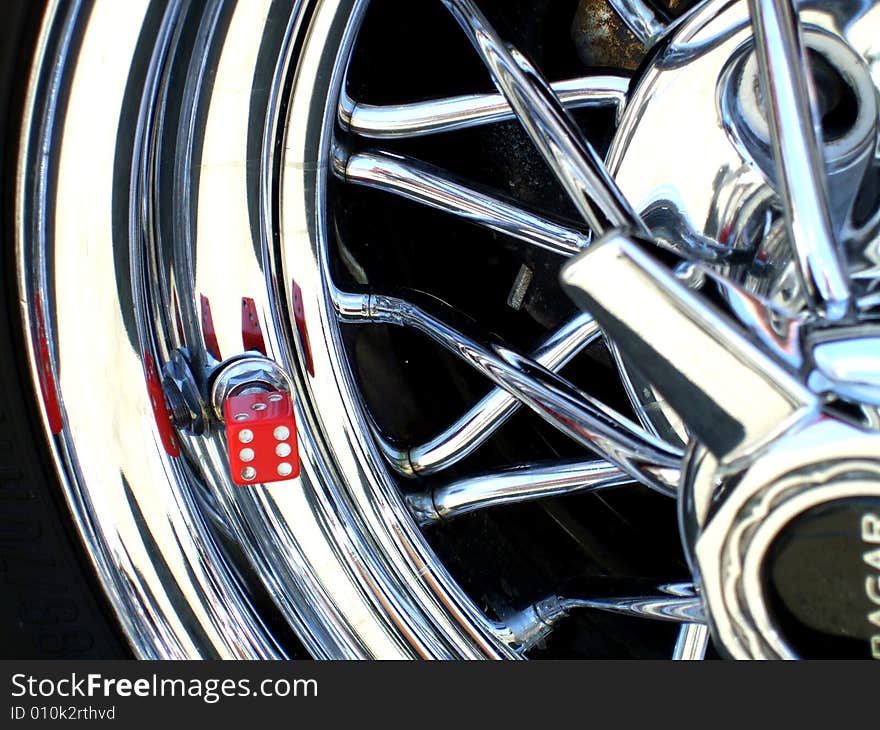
747, 0, 851, 320
493, 597, 571, 652
405, 459, 635, 526
494, 584, 703, 651
377, 313, 601, 477
561, 231, 817, 463
338, 149, 588, 256
339, 74, 630, 139
673, 623, 711, 660
561, 584, 706, 624
441, 0, 647, 237
338, 290, 683, 494
607, 0, 667, 47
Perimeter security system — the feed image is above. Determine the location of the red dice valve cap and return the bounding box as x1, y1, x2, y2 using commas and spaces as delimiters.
223, 390, 299, 485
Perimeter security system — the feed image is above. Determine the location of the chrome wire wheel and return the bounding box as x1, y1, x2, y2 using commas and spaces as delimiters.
15, 0, 880, 659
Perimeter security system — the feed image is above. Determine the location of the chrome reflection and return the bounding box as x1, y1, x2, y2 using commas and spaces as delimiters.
18, 0, 282, 659
607, 0, 668, 46
492, 584, 705, 652
27, 0, 880, 662
747, 0, 851, 320
673, 623, 711, 660
376, 313, 601, 477
338, 290, 682, 495
561, 231, 817, 464
561, 585, 706, 624
340, 74, 630, 138
442, 0, 648, 237
405, 459, 635, 525
338, 149, 588, 256
18, 0, 522, 660
606, 0, 880, 472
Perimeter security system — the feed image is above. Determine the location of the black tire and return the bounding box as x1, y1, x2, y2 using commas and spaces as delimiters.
0, 0, 129, 660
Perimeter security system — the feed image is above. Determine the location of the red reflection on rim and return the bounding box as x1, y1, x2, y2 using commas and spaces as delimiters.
241, 297, 267, 355
291, 280, 314, 377
200, 294, 222, 361
143, 351, 180, 457
33, 292, 63, 434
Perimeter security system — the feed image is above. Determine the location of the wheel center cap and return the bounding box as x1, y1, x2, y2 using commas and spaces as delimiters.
595, 0, 880, 658
764, 497, 880, 658
684, 430, 880, 659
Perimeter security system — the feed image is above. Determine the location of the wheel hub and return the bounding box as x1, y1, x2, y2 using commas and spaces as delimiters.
562, 0, 880, 659
609, 0, 880, 309
683, 421, 880, 659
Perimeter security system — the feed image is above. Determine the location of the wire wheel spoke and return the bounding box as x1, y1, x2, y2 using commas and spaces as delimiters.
326, 0, 752, 659
746, 0, 851, 320
35, 0, 880, 663
406, 459, 635, 525
376, 313, 602, 477
441, 0, 647, 237
339, 290, 683, 494
561, 584, 706, 624
607, 0, 668, 46
337, 148, 588, 256
340, 74, 630, 138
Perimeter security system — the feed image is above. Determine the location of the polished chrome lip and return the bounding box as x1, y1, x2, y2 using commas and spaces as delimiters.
16, 0, 521, 659
16, 0, 283, 659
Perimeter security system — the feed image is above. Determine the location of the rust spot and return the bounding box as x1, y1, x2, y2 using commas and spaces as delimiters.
665, 0, 701, 15
571, 0, 645, 71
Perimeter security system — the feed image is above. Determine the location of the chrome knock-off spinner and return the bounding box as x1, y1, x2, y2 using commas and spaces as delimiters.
563, 0, 880, 659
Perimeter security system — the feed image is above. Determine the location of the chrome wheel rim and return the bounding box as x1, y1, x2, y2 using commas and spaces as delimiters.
17, 0, 880, 659
19, 0, 515, 659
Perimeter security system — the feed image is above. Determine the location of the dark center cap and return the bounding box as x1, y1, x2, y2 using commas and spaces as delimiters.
763, 498, 880, 659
